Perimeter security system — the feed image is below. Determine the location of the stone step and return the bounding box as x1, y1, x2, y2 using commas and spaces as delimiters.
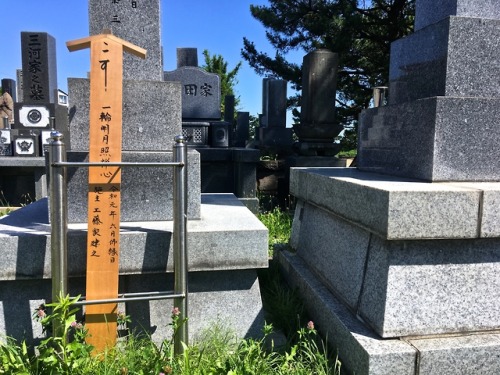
278, 250, 500, 375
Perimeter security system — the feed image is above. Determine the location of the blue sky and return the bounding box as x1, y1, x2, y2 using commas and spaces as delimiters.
1, 0, 302, 124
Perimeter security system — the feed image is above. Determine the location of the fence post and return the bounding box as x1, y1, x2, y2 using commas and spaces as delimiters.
49, 131, 68, 337
173, 135, 188, 354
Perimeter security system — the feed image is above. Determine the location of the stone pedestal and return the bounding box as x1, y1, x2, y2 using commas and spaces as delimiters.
280, 168, 500, 374
0, 194, 268, 345
197, 148, 260, 213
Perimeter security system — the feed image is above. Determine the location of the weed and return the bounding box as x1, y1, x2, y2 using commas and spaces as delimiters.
258, 207, 293, 256
1, 296, 343, 374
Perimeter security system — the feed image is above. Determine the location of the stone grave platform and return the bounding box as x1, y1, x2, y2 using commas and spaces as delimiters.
0, 193, 268, 345
278, 167, 500, 374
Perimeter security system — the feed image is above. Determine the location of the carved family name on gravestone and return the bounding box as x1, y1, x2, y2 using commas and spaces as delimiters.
67, 31, 145, 351
164, 61, 221, 120
20, 32, 57, 104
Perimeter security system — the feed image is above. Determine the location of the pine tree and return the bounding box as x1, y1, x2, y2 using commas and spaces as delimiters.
241, 0, 415, 150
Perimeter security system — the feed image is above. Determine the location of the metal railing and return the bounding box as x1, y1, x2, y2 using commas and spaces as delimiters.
48, 131, 188, 353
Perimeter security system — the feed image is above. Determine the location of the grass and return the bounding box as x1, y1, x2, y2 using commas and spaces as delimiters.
258, 207, 293, 257
0, 190, 34, 217
336, 149, 357, 158
1, 296, 342, 374
0, 206, 344, 374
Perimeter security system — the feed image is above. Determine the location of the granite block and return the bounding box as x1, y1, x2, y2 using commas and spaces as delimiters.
0, 270, 265, 346
448, 182, 500, 237
293, 201, 370, 309
122, 270, 265, 343
277, 250, 417, 375
358, 236, 500, 337
358, 96, 500, 181
409, 333, 500, 375
279, 248, 500, 374
176, 48, 198, 68
260, 78, 287, 128
290, 168, 480, 239
0, 194, 267, 280
258, 127, 293, 149
390, 17, 500, 104
415, 0, 500, 30
164, 67, 221, 120
68, 78, 182, 151
65, 150, 201, 222
196, 148, 259, 200
88, 0, 163, 81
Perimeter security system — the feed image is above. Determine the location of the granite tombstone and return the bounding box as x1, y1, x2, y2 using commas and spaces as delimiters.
280, 1, 500, 374
88, 0, 163, 81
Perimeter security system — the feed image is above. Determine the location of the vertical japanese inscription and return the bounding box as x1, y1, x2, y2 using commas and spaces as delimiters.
85, 36, 124, 351
27, 34, 44, 101
67, 31, 145, 352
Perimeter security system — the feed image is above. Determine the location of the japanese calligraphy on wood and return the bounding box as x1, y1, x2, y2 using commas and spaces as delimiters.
67, 31, 145, 351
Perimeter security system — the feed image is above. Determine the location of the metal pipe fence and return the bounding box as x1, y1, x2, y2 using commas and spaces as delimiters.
48, 131, 188, 353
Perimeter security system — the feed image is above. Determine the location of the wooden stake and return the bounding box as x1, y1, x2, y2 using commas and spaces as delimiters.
67, 31, 145, 352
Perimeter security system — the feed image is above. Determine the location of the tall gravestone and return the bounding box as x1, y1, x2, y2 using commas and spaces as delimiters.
67, 3, 201, 222
2, 79, 17, 103
88, 0, 163, 81
0, 0, 268, 349
258, 78, 293, 154
293, 49, 343, 156
164, 47, 222, 147
11, 32, 69, 155
279, 1, 500, 374
164, 48, 259, 211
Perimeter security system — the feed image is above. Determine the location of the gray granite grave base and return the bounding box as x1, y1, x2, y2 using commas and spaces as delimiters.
283, 167, 500, 373
277, 250, 500, 375
290, 167, 500, 336
197, 148, 259, 213
0, 270, 265, 347
357, 96, 500, 181
65, 150, 201, 222
0, 193, 268, 345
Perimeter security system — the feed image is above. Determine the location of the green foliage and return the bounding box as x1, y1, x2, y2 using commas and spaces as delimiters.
33, 294, 92, 374
1, 288, 343, 374
258, 207, 293, 255
242, 0, 415, 149
201, 49, 242, 119
337, 149, 357, 158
